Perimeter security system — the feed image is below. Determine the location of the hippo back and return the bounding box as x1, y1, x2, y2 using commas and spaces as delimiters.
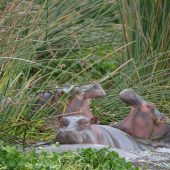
34, 144, 139, 160
96, 125, 146, 151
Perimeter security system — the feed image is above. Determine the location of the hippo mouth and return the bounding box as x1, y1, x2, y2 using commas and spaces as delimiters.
62, 84, 106, 98
119, 89, 143, 106
119, 89, 167, 123
78, 84, 106, 98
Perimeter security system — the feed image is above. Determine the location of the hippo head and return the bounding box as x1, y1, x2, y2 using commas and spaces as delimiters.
32, 84, 104, 130
77, 83, 106, 99
33, 83, 105, 114
33, 88, 64, 112
119, 89, 165, 122
36, 92, 52, 105
64, 83, 105, 118
117, 89, 168, 139
63, 83, 106, 99
56, 115, 98, 144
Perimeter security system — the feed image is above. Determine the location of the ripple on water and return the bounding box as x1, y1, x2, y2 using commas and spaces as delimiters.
131, 147, 170, 170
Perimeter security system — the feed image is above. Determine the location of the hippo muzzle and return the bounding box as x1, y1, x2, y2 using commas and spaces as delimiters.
56, 129, 84, 144
119, 89, 143, 106
70, 83, 106, 99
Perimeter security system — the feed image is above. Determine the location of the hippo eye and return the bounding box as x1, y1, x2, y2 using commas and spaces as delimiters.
145, 103, 155, 114
146, 104, 154, 110
83, 121, 89, 125
78, 119, 90, 128
82, 121, 90, 128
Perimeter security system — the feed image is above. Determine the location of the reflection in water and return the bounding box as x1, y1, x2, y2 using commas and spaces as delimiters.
131, 148, 170, 170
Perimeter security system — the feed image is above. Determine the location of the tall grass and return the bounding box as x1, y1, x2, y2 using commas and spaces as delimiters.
0, 0, 169, 143
96, 0, 170, 123
0, 0, 122, 143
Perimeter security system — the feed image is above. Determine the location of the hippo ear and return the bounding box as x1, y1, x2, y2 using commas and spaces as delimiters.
55, 88, 64, 97
90, 116, 99, 124
56, 115, 63, 125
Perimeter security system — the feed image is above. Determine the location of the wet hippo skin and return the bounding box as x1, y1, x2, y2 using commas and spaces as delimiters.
32, 83, 105, 128
112, 89, 170, 142
35, 144, 139, 161
64, 83, 106, 118
55, 115, 146, 152
33, 83, 105, 117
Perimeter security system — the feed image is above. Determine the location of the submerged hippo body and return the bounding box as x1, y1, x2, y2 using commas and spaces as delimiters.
112, 89, 170, 143
33, 84, 105, 129
56, 116, 146, 152
35, 144, 139, 161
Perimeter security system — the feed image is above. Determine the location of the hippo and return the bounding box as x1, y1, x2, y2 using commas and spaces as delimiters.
55, 115, 146, 152
33, 83, 105, 129
32, 88, 64, 115
64, 83, 105, 118
34, 144, 139, 161
111, 89, 170, 143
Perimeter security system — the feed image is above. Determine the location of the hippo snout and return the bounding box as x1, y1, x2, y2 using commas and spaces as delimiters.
56, 129, 84, 144
119, 89, 143, 106
94, 84, 106, 97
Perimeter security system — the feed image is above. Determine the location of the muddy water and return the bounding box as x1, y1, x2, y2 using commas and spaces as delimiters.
131, 148, 170, 170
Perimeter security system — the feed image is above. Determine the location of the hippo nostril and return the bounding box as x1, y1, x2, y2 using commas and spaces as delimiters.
58, 130, 64, 136
58, 129, 75, 136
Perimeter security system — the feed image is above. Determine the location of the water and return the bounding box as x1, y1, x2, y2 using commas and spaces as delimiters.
20, 143, 170, 170
131, 148, 170, 170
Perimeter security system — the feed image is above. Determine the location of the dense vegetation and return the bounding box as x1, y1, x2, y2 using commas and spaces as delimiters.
0, 0, 169, 169
0, 144, 138, 170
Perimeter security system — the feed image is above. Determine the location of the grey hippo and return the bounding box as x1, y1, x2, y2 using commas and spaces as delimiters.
34, 144, 139, 161
55, 115, 146, 152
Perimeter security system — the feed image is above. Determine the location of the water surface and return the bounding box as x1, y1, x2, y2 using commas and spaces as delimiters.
131, 148, 170, 170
